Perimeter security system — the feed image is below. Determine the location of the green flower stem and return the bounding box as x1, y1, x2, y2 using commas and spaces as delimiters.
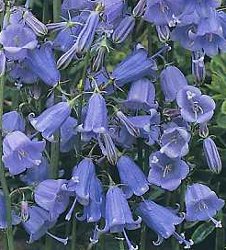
71, 53, 90, 250
53, 0, 61, 22
0, 76, 14, 250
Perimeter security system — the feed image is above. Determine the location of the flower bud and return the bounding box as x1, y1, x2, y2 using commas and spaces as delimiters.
156, 25, 170, 43
203, 137, 222, 174
112, 15, 135, 44
133, 0, 146, 17
192, 51, 206, 83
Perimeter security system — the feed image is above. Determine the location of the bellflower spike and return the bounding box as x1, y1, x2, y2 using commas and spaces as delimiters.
148, 151, 189, 191
112, 15, 135, 44
98, 186, 141, 249
117, 155, 149, 198
203, 137, 222, 174
3, 131, 45, 175
137, 200, 193, 248
0, 24, 37, 60
111, 46, 157, 87
160, 126, 191, 158
123, 78, 157, 110
29, 101, 71, 141
185, 183, 225, 227
3, 111, 25, 134
160, 66, 188, 102
20, 156, 50, 185
34, 179, 70, 220
176, 86, 216, 124
26, 42, 61, 86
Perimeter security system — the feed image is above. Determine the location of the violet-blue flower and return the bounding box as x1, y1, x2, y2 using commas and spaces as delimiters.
176, 86, 216, 124
3, 111, 25, 134
3, 131, 45, 175
160, 125, 191, 158
111, 45, 157, 87
112, 15, 135, 44
20, 156, 50, 185
203, 137, 222, 174
123, 78, 157, 110
185, 183, 225, 227
117, 155, 149, 198
137, 200, 193, 248
148, 151, 189, 191
34, 179, 70, 220
160, 66, 188, 102
98, 186, 141, 249
0, 24, 37, 60
29, 101, 71, 141
25, 42, 61, 86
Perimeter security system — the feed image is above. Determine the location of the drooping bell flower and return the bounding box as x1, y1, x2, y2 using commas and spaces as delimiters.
22, 206, 68, 245
0, 190, 21, 229
111, 45, 157, 87
3, 111, 25, 135
182, 0, 221, 18
137, 200, 193, 248
29, 101, 71, 141
176, 86, 216, 124
9, 61, 38, 84
25, 42, 60, 86
128, 110, 161, 145
3, 131, 45, 175
34, 179, 70, 220
20, 156, 50, 185
203, 137, 222, 174
185, 183, 225, 227
160, 125, 191, 158
23, 9, 48, 36
116, 155, 149, 198
60, 116, 77, 153
75, 177, 103, 223
66, 158, 100, 206
112, 15, 135, 44
57, 11, 99, 68
192, 51, 206, 83
102, 0, 124, 25
143, 0, 184, 26
191, 10, 226, 56
148, 151, 189, 191
160, 66, 188, 102
123, 78, 157, 111
97, 186, 141, 249
0, 24, 37, 60
78, 93, 118, 165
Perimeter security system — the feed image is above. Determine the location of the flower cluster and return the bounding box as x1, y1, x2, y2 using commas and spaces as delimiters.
0, 0, 225, 249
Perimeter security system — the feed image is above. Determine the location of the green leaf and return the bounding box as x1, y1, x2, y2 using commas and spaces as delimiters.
221, 101, 226, 115
216, 113, 226, 129
192, 223, 215, 244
